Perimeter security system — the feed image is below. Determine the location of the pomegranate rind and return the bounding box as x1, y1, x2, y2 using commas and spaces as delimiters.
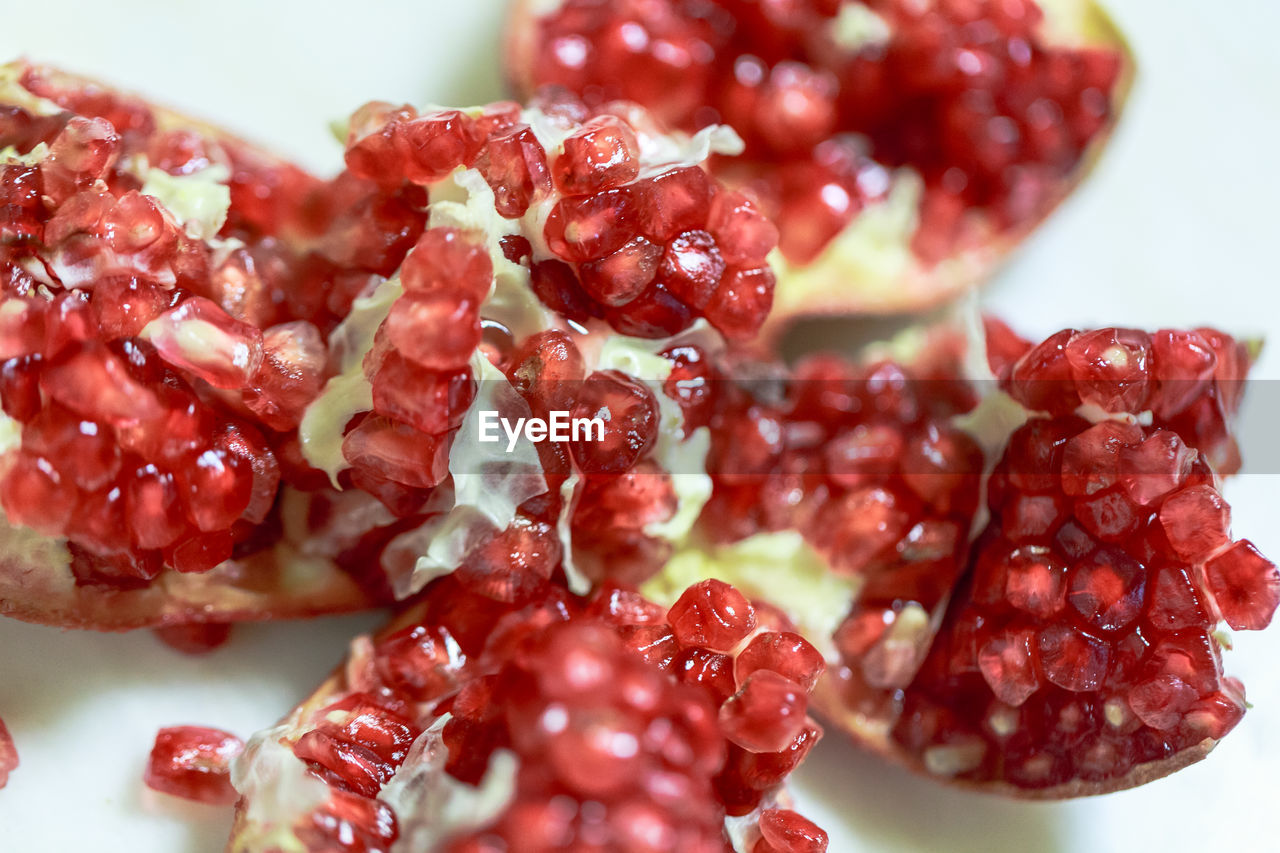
505, 0, 1136, 348
812, 675, 1216, 799
0, 513, 373, 630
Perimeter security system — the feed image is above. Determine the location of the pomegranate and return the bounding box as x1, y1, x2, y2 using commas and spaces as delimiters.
0, 716, 16, 789
227, 575, 827, 851
507, 0, 1133, 341
0, 63, 379, 629
794, 322, 1275, 795
144, 725, 245, 805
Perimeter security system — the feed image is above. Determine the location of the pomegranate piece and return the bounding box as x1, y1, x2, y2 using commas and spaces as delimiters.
0, 717, 16, 789
228, 577, 827, 851
509, 0, 1132, 333
872, 322, 1277, 794
144, 725, 244, 805
0, 62, 379, 630
334, 92, 777, 340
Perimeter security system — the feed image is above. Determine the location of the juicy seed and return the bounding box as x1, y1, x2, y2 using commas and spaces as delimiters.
144, 725, 244, 805
668, 579, 757, 652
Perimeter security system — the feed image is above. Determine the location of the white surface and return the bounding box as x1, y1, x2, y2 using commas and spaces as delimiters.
2, 1, 1279, 850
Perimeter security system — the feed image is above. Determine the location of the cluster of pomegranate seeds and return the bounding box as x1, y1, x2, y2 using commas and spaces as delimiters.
0, 717, 16, 789
0, 64, 337, 588
699, 349, 983, 690
144, 725, 244, 805
518, 0, 1124, 264
339, 93, 778, 340
230, 576, 826, 851
884, 326, 1279, 790
987, 318, 1255, 474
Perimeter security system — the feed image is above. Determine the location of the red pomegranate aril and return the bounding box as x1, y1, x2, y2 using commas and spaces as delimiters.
1, 454, 77, 534
298, 791, 399, 853
476, 124, 553, 217
397, 110, 482, 184
372, 355, 474, 436
1150, 329, 1217, 418
755, 808, 829, 853
1158, 485, 1232, 561
39, 116, 120, 205
0, 718, 17, 789
659, 230, 725, 309
720, 671, 808, 754
400, 228, 493, 302
244, 321, 327, 430
144, 725, 244, 805
603, 280, 695, 337
124, 464, 185, 549
1003, 546, 1068, 617
341, 415, 449, 489
1118, 432, 1195, 506
293, 731, 394, 799
40, 343, 162, 425
569, 369, 659, 474
383, 292, 481, 370
167, 530, 234, 574
553, 115, 640, 194
1037, 625, 1109, 692
977, 625, 1041, 706
544, 187, 636, 262
154, 622, 233, 655
1067, 547, 1146, 633
707, 190, 779, 266
139, 297, 264, 390
1204, 541, 1280, 631
734, 632, 825, 691
668, 579, 756, 652
578, 235, 662, 306
704, 265, 775, 341
508, 329, 586, 414
634, 166, 715, 243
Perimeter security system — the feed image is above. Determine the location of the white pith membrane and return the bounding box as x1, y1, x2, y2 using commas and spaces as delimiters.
0, 70, 376, 628
510, 0, 1132, 339
298, 103, 739, 600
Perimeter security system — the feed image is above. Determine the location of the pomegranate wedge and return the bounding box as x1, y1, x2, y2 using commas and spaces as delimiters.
507, 0, 1134, 342
228, 576, 828, 852
623, 320, 1276, 797
0, 62, 378, 629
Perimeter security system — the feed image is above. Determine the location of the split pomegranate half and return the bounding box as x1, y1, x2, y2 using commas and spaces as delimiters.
506, 0, 1134, 341
226, 575, 828, 852
0, 62, 378, 629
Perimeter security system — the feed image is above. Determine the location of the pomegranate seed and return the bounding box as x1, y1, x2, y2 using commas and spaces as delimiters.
544, 187, 636, 262
1159, 485, 1232, 561
1205, 541, 1280, 630
634, 166, 715, 243
383, 292, 481, 370
0, 718, 16, 789
341, 416, 450, 489
578, 236, 662, 306
553, 115, 640, 194
668, 579, 756, 652
154, 623, 233, 655
400, 228, 493, 302
142, 297, 265, 390
144, 726, 243, 805
734, 632, 825, 691
756, 808, 829, 853
476, 124, 552, 217
569, 370, 659, 474
720, 671, 808, 753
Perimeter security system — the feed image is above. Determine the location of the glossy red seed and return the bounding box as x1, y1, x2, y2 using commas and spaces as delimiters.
668, 579, 756, 652
1037, 625, 1109, 692
372, 355, 474, 436
245, 321, 328, 430
144, 726, 244, 805
142, 297, 265, 390
383, 292, 481, 370
400, 228, 493, 302
153, 623, 233, 655
553, 115, 640, 194
569, 369, 659, 474
1067, 547, 1146, 633
341, 416, 449, 489
704, 265, 775, 341
476, 124, 553, 217
0, 718, 17, 789
634, 166, 715, 243
659, 230, 725, 309
1158, 485, 1232, 561
977, 626, 1040, 706
1064, 328, 1152, 412
543, 187, 635, 262
756, 808, 829, 853
719, 671, 808, 754
1204, 540, 1280, 630
734, 632, 825, 691
578, 236, 662, 306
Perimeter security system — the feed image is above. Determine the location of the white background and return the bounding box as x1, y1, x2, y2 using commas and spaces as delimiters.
2, 1, 1279, 850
